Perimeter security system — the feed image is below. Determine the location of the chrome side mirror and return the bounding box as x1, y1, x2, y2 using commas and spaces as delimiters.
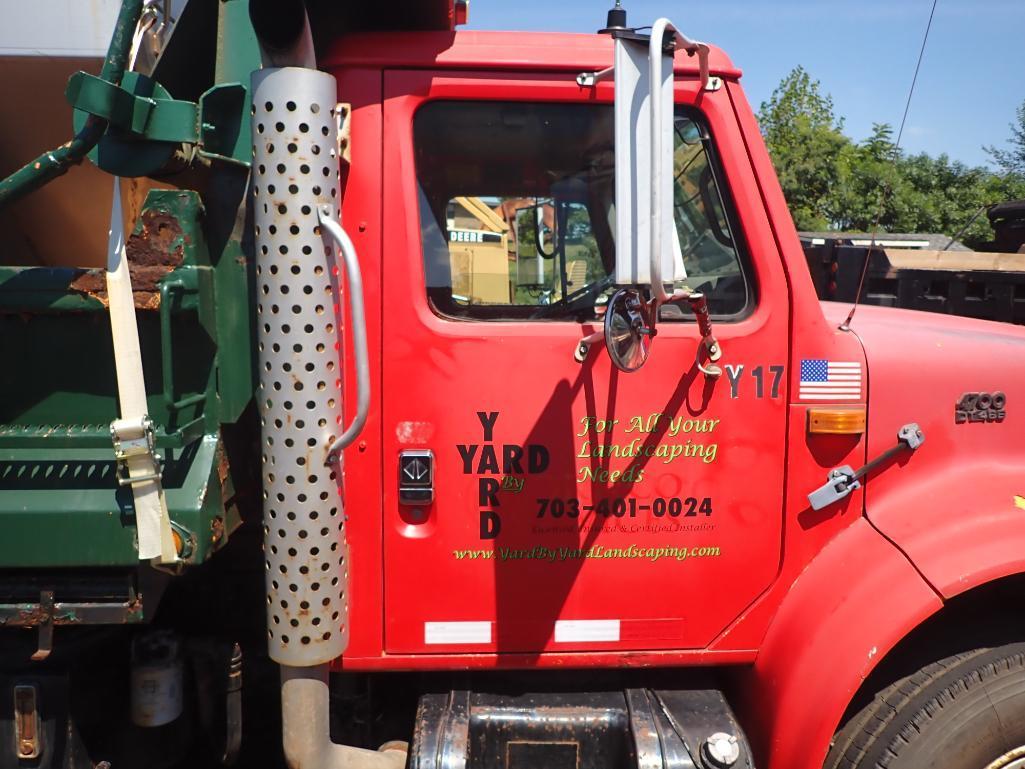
604, 288, 654, 372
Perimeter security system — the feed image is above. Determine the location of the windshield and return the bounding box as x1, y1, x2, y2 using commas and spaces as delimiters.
414, 100, 751, 321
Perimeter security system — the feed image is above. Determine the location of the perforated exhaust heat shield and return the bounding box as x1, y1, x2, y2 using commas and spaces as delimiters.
252, 67, 347, 667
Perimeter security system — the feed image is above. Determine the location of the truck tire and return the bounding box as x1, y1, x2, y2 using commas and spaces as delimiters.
825, 643, 1025, 769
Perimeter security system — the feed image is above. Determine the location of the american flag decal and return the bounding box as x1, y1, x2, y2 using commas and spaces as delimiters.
799, 359, 862, 401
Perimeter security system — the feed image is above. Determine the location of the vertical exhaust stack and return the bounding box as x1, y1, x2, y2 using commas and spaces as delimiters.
251, 6, 404, 768
253, 62, 348, 674
249, 0, 316, 68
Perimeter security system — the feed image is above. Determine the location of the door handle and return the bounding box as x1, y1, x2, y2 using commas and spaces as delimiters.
317, 207, 370, 464
398, 450, 434, 505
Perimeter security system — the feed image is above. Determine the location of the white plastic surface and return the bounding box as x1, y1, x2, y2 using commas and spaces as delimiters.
613, 35, 676, 288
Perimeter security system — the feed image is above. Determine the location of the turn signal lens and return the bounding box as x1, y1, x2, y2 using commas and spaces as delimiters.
808, 407, 866, 435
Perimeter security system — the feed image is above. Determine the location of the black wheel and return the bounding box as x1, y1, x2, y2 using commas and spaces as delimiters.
826, 642, 1025, 769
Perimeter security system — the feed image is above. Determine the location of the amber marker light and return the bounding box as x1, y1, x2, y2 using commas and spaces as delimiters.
808, 407, 867, 435
172, 528, 184, 557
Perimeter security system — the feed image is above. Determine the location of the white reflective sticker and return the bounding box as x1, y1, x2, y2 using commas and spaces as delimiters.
554, 620, 620, 643
424, 621, 492, 645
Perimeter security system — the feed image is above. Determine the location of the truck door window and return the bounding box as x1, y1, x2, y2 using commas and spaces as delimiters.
414, 100, 751, 320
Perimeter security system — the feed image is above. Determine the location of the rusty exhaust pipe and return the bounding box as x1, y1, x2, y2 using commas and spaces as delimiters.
249, 0, 315, 68
251, 6, 405, 769
282, 666, 406, 769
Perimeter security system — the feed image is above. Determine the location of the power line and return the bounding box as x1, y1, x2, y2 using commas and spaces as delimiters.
841, 0, 940, 331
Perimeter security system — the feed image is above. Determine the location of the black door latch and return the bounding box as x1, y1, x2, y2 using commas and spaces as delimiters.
399, 449, 434, 504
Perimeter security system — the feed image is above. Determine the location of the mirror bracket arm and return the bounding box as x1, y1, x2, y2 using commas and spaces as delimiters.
686, 292, 723, 377
696, 338, 723, 378
666, 290, 725, 378
576, 66, 615, 88
573, 330, 606, 364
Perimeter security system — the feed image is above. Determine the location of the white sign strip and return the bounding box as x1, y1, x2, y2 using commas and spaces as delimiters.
801, 394, 862, 400
554, 620, 620, 643
424, 621, 492, 645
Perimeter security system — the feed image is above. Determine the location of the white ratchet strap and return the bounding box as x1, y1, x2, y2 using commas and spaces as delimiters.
106, 177, 177, 564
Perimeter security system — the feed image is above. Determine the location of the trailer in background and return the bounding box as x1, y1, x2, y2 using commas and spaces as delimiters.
802, 203, 1025, 325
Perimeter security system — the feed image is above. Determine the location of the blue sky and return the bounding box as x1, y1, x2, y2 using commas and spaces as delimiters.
467, 0, 1025, 169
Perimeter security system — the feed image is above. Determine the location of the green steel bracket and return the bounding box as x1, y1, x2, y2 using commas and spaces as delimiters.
0, 436, 235, 567
0, 419, 205, 451
67, 71, 199, 143
159, 267, 215, 413
66, 72, 153, 135
198, 83, 251, 167
0, 0, 145, 208
0, 0, 258, 204
70, 71, 196, 178
68, 72, 252, 176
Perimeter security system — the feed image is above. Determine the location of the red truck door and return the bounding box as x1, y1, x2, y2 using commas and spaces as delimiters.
380, 69, 792, 654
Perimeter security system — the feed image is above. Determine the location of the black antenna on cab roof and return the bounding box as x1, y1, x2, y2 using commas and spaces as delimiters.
840, 0, 939, 332
600, 0, 628, 34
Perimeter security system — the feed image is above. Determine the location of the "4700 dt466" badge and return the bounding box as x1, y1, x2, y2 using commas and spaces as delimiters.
955, 391, 1006, 424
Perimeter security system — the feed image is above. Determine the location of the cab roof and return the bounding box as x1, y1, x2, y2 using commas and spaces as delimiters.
322, 30, 741, 80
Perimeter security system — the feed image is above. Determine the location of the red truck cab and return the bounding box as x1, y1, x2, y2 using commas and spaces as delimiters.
319, 27, 1025, 769
4, 4, 1025, 768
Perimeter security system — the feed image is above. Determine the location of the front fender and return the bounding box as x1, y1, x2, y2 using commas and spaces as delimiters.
849, 304, 1025, 598
735, 517, 942, 769
867, 460, 1025, 599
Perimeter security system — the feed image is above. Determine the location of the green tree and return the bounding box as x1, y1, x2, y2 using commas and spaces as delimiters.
830, 123, 906, 231
985, 99, 1025, 177
832, 130, 1025, 246
757, 66, 852, 230
761, 68, 1025, 250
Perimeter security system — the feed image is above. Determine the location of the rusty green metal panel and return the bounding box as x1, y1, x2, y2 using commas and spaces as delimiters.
0, 269, 108, 312
0, 2, 258, 573
0, 437, 233, 567
0, 186, 251, 567
0, 189, 252, 430
0, 421, 205, 450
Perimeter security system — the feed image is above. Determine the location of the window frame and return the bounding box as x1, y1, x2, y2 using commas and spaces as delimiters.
411, 98, 757, 323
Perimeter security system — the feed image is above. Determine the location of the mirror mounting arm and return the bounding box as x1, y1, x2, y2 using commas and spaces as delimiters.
574, 329, 606, 363
680, 291, 722, 378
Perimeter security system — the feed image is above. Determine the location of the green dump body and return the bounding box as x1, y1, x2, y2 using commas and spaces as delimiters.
0, 189, 255, 568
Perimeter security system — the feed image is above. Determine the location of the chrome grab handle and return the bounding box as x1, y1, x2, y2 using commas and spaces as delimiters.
317, 207, 370, 463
